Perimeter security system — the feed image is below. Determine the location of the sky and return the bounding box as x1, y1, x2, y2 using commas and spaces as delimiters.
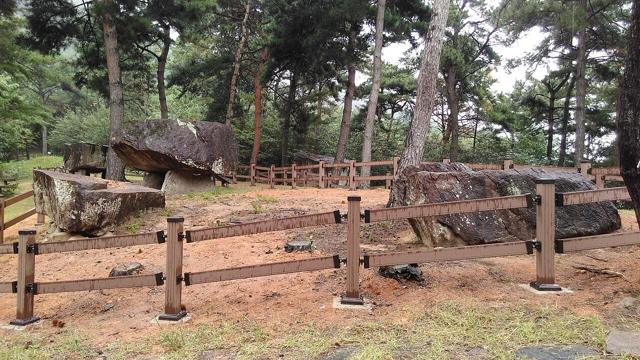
380, 27, 549, 94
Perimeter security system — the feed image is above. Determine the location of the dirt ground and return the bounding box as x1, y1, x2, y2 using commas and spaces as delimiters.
0, 183, 639, 358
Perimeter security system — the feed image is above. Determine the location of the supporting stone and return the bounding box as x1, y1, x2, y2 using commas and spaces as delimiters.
341, 196, 363, 305
10, 229, 40, 326
503, 159, 514, 170
530, 178, 561, 291
159, 217, 187, 321
442, 158, 451, 164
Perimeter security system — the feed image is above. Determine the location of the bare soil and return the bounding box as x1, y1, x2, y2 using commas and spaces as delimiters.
1, 184, 639, 354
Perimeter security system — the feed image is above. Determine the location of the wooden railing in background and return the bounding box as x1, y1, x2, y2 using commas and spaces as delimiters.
230, 158, 624, 191
0, 190, 44, 244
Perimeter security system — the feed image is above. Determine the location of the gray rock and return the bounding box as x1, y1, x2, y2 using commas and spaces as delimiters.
378, 264, 425, 283
606, 330, 640, 355
63, 143, 107, 173
33, 169, 165, 236
160, 170, 217, 195
284, 240, 313, 252
393, 164, 621, 246
515, 345, 596, 359
618, 297, 637, 310
112, 119, 238, 179
109, 262, 144, 277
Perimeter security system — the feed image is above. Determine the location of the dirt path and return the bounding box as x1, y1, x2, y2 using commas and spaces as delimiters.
0, 184, 638, 355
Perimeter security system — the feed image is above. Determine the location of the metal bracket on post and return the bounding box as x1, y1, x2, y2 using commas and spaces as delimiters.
183, 273, 191, 286
25, 283, 37, 294
155, 272, 165, 286
12, 242, 18, 254
333, 255, 341, 268
333, 210, 342, 224
555, 240, 564, 254
363, 254, 370, 269
26, 244, 38, 255
11, 281, 17, 294
156, 230, 166, 244
525, 240, 541, 255
555, 193, 565, 207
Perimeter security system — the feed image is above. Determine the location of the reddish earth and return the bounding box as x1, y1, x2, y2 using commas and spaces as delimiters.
0, 184, 638, 347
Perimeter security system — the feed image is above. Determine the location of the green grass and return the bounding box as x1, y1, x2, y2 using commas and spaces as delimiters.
0, 155, 63, 181
250, 194, 279, 214
186, 186, 254, 201
5, 300, 617, 360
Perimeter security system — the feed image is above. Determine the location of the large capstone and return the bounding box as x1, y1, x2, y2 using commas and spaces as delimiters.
33, 169, 165, 236
63, 143, 107, 174
112, 119, 238, 178
392, 163, 621, 247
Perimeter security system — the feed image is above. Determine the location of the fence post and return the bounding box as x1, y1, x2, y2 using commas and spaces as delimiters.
579, 160, 592, 180
0, 198, 4, 244
250, 164, 256, 186
269, 165, 275, 189
596, 175, 605, 189
342, 196, 363, 305
160, 216, 187, 320
392, 156, 400, 176
385, 172, 391, 189
36, 213, 45, 226
530, 178, 561, 291
291, 164, 297, 189
442, 158, 451, 164
349, 161, 356, 191
319, 161, 325, 188
10, 229, 39, 326
303, 170, 308, 187
503, 159, 514, 170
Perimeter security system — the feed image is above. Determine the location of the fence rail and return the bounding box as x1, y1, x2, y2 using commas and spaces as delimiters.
230, 157, 624, 192
0, 172, 637, 325
1, 190, 43, 244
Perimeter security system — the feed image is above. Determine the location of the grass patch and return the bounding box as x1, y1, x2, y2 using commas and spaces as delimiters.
0, 155, 63, 180
250, 194, 279, 214
77, 300, 613, 360
186, 186, 252, 201
0, 331, 95, 360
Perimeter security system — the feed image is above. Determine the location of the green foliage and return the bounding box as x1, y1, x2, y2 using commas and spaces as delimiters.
0, 155, 63, 180
48, 101, 110, 151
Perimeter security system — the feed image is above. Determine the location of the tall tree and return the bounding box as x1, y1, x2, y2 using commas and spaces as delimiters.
102, 0, 125, 180
573, 0, 588, 163
617, 0, 640, 225
390, 0, 450, 205
251, 49, 268, 164
225, 0, 253, 126
360, 0, 386, 187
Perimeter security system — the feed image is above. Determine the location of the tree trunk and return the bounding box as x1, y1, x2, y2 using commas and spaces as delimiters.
251, 49, 268, 165
444, 66, 460, 161
102, 0, 125, 181
41, 123, 47, 155
546, 93, 556, 163
574, 0, 588, 163
360, 0, 386, 188
558, 75, 576, 166
335, 28, 357, 164
618, 0, 640, 225
157, 23, 171, 120
389, 0, 449, 206
281, 72, 296, 166
225, 0, 252, 126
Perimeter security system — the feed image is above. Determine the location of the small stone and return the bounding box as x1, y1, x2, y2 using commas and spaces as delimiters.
515, 345, 596, 359
618, 296, 637, 310
284, 240, 313, 253
109, 262, 144, 277
606, 330, 640, 356
378, 264, 425, 283
101, 303, 115, 312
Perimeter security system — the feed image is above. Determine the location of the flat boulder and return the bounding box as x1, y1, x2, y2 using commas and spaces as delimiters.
33, 169, 165, 236
392, 164, 621, 247
63, 143, 107, 173
112, 119, 238, 177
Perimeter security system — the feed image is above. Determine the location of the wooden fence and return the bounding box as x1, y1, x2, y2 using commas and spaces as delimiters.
0, 190, 44, 244
231, 158, 624, 191
0, 180, 638, 325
